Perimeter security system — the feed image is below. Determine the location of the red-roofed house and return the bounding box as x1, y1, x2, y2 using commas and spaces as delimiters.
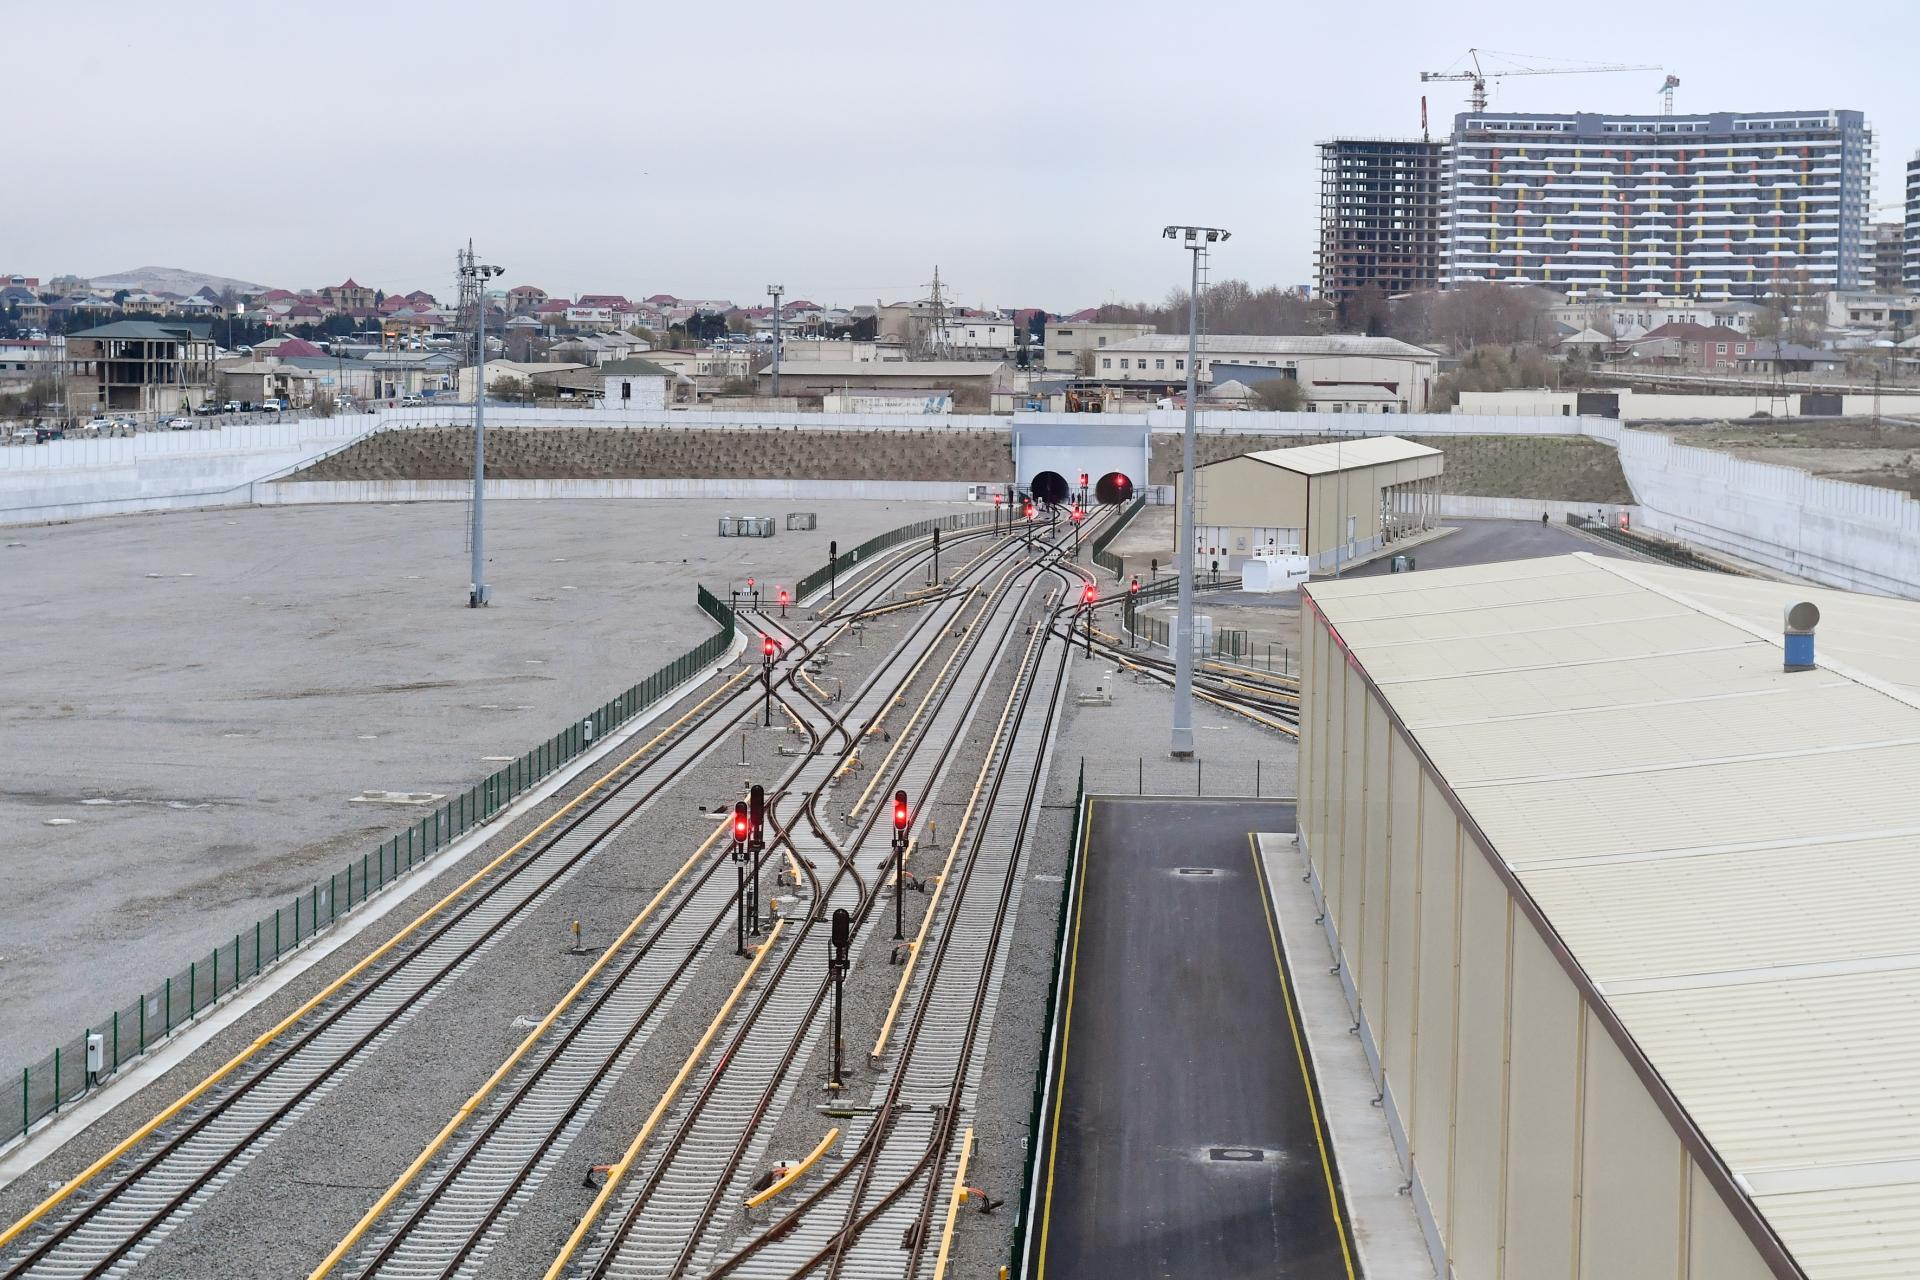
323, 279, 376, 311
644, 293, 677, 306
506, 284, 548, 313
578, 293, 630, 309
1629, 322, 1755, 369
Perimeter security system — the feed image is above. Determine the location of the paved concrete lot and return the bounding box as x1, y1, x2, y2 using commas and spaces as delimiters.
1033, 798, 1356, 1280
1341, 515, 1626, 577
0, 497, 964, 1070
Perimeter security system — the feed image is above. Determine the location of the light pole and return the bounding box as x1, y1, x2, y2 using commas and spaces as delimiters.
461, 245, 504, 607
768, 285, 784, 399
1163, 224, 1229, 758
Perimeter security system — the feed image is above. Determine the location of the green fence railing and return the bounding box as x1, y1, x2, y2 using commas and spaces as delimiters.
1089, 495, 1145, 580
6, 585, 740, 1147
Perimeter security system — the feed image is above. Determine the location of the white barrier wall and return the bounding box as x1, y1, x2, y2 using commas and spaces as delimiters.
1457, 388, 1920, 420
259, 478, 989, 505
5, 403, 1917, 598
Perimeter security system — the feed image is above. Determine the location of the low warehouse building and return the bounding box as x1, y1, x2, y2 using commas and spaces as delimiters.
1298, 553, 1920, 1280
1173, 434, 1441, 572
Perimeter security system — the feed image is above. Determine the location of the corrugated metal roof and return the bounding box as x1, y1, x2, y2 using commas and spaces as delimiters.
1304, 553, 1920, 1280
1233, 434, 1441, 477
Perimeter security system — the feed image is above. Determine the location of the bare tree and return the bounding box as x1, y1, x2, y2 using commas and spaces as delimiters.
1094, 279, 1323, 336
1251, 378, 1306, 411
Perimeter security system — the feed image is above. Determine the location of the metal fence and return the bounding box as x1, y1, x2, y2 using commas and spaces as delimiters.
1081, 754, 1295, 800
1088, 495, 1145, 579
793, 508, 994, 601
5, 585, 740, 1146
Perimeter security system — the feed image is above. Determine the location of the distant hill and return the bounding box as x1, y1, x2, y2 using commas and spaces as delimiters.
85, 265, 270, 296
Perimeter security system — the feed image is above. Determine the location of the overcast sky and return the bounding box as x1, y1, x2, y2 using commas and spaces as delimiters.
11, 1, 1915, 311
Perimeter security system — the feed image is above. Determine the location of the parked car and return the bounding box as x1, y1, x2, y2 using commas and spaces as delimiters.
166, 417, 194, 430
261, 398, 285, 412
399, 395, 425, 407
85, 417, 113, 432
223, 401, 243, 414
194, 401, 222, 415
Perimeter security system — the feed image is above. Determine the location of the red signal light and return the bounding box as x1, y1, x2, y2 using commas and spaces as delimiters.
1129, 575, 1140, 595
1071, 505, 1084, 522
993, 493, 1003, 507
1082, 582, 1096, 605
1079, 472, 1088, 488
1023, 502, 1034, 519
733, 801, 750, 843
762, 634, 777, 657
778, 587, 789, 606
893, 790, 909, 830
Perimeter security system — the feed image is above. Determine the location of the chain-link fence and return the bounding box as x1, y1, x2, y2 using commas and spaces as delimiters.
5, 585, 741, 1146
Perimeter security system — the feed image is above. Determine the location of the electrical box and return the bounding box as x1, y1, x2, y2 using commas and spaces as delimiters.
86, 1032, 105, 1075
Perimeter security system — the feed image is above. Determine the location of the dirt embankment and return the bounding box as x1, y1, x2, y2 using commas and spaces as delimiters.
1149, 433, 1633, 503
288, 426, 1012, 482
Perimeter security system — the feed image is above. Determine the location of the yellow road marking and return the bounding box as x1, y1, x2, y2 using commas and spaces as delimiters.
0, 662, 751, 1254
543, 920, 784, 1280
307, 812, 734, 1277
1250, 833, 1358, 1280
930, 1127, 975, 1280
1033, 795, 1093, 1279
869, 611, 1049, 1060
743, 1125, 840, 1210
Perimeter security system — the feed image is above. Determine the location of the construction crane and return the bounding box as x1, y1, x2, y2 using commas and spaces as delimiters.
1421, 48, 1662, 113
1659, 74, 1681, 116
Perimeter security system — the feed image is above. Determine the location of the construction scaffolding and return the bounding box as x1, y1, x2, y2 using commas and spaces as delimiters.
1315, 137, 1445, 305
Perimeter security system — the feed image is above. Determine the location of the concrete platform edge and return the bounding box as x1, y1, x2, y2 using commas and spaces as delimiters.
1258, 831, 1438, 1280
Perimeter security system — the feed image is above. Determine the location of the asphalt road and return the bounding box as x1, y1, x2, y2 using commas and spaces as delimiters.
1034, 798, 1356, 1280
1343, 516, 1629, 578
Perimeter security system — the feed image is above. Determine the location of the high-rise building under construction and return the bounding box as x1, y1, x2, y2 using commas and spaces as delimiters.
1439, 109, 1874, 299
1315, 137, 1446, 305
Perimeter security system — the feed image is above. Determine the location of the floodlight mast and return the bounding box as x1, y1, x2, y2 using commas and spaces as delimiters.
461, 245, 505, 607
1162, 224, 1228, 757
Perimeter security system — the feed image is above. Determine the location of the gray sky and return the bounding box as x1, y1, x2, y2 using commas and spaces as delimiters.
11, 1, 1916, 311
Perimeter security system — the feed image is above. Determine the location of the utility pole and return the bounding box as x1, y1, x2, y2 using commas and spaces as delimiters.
1162, 225, 1229, 758
458, 240, 504, 607
768, 284, 783, 399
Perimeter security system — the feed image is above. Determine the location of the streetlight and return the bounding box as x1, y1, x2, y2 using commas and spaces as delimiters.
768, 285, 784, 399
461, 244, 505, 608
1161, 224, 1230, 758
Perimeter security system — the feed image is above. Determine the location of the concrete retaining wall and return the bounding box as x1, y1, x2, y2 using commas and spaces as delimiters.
1458, 388, 1920, 420
259, 478, 991, 505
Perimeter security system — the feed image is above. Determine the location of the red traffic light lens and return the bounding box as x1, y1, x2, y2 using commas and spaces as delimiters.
778, 588, 789, 604
733, 801, 749, 841
893, 791, 909, 829
763, 636, 776, 656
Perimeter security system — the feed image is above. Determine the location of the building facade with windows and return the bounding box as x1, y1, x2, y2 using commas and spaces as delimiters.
1040, 320, 1154, 373
1093, 334, 1440, 412
1317, 137, 1446, 304
1907, 150, 1920, 290
1442, 109, 1874, 300
66, 320, 217, 415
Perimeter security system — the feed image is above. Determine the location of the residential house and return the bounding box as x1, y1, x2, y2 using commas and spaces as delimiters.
0, 336, 64, 383
1093, 333, 1441, 412
1627, 322, 1756, 370
599, 356, 674, 410
1042, 320, 1154, 373
66, 319, 217, 414
505, 284, 549, 314
1734, 342, 1847, 376
322, 279, 377, 311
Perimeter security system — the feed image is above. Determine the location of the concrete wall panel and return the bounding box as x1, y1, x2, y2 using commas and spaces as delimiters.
1580, 1008, 1684, 1278
1382, 728, 1422, 1100
1688, 1161, 1775, 1280
1409, 773, 1461, 1233
1502, 919, 1582, 1278
1359, 699, 1394, 1061
1448, 851, 1512, 1277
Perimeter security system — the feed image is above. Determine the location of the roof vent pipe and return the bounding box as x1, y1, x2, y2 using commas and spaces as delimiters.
1783, 601, 1820, 672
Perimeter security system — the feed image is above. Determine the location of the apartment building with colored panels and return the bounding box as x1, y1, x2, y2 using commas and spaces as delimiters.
1440, 109, 1873, 300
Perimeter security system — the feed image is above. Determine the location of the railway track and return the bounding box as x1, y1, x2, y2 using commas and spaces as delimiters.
563, 545, 1083, 1280
326, 536, 1054, 1280
0, 521, 994, 1280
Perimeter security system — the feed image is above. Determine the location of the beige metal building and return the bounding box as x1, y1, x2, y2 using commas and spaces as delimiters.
1298, 553, 1920, 1280
1174, 435, 1442, 573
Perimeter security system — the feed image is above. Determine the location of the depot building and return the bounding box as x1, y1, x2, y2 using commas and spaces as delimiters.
1173, 434, 1443, 573
1300, 554, 1920, 1280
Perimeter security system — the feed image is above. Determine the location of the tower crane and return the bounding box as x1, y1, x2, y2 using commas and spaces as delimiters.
1421, 48, 1662, 113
